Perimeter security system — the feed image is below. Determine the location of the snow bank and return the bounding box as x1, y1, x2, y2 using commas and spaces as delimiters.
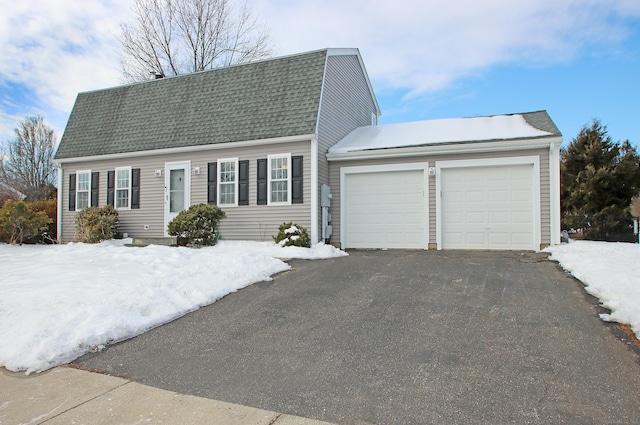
545, 241, 640, 338
0, 240, 347, 374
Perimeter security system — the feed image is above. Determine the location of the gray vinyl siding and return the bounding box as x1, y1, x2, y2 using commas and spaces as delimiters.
329, 148, 552, 248
59, 140, 312, 243
316, 54, 378, 238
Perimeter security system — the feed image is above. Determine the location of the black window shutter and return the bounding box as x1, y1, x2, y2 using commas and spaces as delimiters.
91, 172, 99, 207
107, 170, 115, 206
257, 158, 267, 205
68, 174, 76, 211
207, 162, 217, 205
131, 168, 140, 209
291, 156, 303, 204
238, 160, 249, 205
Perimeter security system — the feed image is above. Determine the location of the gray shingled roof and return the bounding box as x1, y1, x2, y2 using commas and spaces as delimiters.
55, 50, 328, 160
521, 110, 562, 136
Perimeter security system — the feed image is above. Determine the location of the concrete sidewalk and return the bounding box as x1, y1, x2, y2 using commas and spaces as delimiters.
0, 366, 335, 425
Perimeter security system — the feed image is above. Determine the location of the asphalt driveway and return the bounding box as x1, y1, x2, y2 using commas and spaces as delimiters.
76, 250, 640, 424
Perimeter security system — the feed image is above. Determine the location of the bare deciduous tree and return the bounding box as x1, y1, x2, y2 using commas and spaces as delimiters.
120, 0, 273, 82
0, 116, 57, 201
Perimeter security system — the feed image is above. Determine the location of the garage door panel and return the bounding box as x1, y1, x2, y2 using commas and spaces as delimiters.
466, 212, 485, 224
441, 163, 535, 250
488, 168, 509, 181
512, 190, 532, 202
488, 190, 508, 202
488, 211, 508, 224
466, 191, 485, 202
466, 233, 486, 245
512, 210, 532, 222
512, 233, 533, 245
345, 169, 426, 249
488, 233, 509, 245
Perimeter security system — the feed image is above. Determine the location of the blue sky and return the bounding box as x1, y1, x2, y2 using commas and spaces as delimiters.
1, 0, 639, 149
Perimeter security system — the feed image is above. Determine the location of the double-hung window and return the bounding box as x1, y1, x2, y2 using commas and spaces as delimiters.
268, 153, 291, 205
115, 167, 131, 209
76, 171, 91, 210
218, 158, 238, 207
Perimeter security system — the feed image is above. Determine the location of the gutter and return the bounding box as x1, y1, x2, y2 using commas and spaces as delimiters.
55, 134, 316, 164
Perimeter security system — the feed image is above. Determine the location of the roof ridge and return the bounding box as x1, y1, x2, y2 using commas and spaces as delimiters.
79, 48, 333, 95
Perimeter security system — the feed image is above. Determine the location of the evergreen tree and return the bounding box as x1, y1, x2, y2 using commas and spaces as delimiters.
561, 119, 640, 219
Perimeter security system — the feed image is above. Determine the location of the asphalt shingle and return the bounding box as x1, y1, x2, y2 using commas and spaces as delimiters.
55, 50, 328, 160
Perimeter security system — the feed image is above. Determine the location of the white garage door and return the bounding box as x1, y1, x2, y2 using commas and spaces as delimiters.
440, 164, 536, 250
344, 170, 426, 249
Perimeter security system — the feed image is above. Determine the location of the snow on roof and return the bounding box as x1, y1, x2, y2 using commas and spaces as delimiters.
329, 113, 554, 154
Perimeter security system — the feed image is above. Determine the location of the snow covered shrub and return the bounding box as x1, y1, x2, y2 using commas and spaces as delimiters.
273, 222, 310, 248
75, 205, 119, 243
0, 200, 52, 245
167, 203, 226, 246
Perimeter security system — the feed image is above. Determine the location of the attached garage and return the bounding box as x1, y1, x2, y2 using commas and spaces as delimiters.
327, 111, 562, 251
341, 164, 428, 249
436, 158, 540, 251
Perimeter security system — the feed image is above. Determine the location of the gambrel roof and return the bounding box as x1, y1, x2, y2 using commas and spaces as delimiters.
55, 50, 334, 160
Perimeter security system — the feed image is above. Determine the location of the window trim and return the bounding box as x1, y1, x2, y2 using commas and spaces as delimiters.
267, 153, 292, 206
75, 170, 91, 210
217, 157, 239, 207
115, 166, 132, 210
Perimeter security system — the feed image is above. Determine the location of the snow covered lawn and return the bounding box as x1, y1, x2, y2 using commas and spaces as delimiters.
0, 240, 347, 374
545, 241, 640, 339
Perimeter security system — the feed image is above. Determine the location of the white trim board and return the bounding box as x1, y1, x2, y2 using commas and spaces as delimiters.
55, 134, 315, 164
327, 137, 563, 162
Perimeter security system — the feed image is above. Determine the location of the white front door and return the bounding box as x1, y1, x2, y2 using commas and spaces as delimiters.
165, 161, 191, 235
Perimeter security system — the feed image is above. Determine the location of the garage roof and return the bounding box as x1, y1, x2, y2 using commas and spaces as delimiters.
329, 110, 561, 154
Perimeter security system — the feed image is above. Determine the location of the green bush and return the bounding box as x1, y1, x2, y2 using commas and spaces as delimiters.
27, 198, 57, 243
273, 222, 310, 248
75, 205, 119, 243
0, 200, 52, 245
167, 203, 226, 246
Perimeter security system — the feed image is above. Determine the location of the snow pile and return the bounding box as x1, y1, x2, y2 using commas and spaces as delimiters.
0, 239, 347, 374
545, 241, 640, 338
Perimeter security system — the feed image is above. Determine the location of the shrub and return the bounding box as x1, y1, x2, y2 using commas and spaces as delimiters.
273, 222, 310, 248
167, 203, 226, 246
76, 205, 119, 243
0, 200, 52, 245
27, 198, 57, 243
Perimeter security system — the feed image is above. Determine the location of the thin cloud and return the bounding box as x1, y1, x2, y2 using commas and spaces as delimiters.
255, 0, 640, 96
0, 0, 639, 141
0, 0, 129, 139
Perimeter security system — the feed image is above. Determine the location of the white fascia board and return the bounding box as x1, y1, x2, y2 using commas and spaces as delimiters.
315, 53, 330, 140
55, 134, 316, 164
327, 136, 563, 162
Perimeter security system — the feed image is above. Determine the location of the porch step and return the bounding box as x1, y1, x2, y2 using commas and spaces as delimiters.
127, 237, 178, 247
